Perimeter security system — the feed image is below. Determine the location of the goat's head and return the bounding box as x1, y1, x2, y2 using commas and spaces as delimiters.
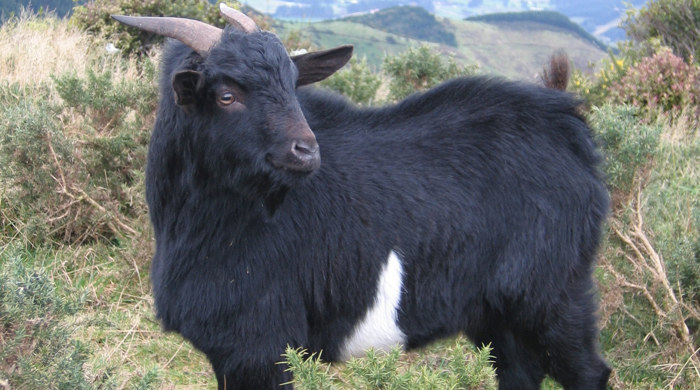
112, 5, 352, 190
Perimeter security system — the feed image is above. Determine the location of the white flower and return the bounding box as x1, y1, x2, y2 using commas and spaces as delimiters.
105, 43, 120, 54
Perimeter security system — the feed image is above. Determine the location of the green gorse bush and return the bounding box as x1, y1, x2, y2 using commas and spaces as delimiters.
383, 45, 478, 101
321, 57, 381, 105
71, 0, 242, 55
0, 246, 93, 389
284, 339, 496, 390
589, 104, 661, 196
0, 64, 155, 244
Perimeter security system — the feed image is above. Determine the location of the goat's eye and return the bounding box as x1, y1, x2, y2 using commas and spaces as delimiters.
218, 92, 236, 105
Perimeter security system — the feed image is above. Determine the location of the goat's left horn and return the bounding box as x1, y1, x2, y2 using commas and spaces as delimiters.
111, 15, 222, 56
219, 3, 258, 33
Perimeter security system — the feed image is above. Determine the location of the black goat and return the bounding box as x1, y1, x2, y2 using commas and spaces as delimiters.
114, 5, 611, 390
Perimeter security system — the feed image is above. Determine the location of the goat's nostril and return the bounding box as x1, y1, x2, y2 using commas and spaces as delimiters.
292, 140, 319, 157
285, 138, 320, 171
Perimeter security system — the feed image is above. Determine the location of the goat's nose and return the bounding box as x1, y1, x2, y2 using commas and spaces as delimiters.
291, 139, 319, 161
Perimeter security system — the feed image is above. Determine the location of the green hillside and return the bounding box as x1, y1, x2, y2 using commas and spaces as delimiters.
466, 10, 608, 51
279, 20, 423, 69
343, 6, 457, 47
449, 18, 607, 78
278, 11, 607, 80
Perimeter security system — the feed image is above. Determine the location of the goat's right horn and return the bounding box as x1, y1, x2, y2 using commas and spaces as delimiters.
111, 15, 222, 56
219, 3, 258, 33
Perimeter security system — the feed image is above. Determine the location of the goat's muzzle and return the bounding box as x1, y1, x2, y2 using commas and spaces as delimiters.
267, 123, 320, 173
289, 137, 320, 171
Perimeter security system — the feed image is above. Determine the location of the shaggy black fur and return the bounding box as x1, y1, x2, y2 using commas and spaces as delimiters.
146, 27, 611, 390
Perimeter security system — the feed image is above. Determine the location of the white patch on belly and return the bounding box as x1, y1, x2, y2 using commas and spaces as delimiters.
339, 250, 406, 361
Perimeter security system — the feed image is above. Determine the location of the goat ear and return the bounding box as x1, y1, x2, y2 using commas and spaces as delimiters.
172, 70, 203, 106
292, 45, 354, 87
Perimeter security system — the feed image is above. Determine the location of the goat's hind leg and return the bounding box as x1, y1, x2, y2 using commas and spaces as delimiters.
543, 290, 611, 390
543, 325, 610, 390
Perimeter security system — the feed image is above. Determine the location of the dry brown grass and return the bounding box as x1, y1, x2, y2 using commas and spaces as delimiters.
0, 10, 151, 89
656, 107, 700, 145
0, 12, 92, 86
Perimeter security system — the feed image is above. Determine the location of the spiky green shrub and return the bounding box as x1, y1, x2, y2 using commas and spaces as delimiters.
589, 104, 661, 197
283, 338, 496, 390
70, 0, 245, 55
321, 57, 381, 105
53, 67, 156, 129
0, 246, 92, 389
0, 64, 156, 244
282, 349, 337, 390
383, 45, 478, 101
283, 29, 314, 53
0, 88, 75, 242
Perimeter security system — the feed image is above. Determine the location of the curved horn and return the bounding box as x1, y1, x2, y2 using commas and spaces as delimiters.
111, 15, 222, 55
219, 3, 258, 33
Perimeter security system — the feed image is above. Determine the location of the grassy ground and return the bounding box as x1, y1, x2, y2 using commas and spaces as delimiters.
1, 15, 698, 389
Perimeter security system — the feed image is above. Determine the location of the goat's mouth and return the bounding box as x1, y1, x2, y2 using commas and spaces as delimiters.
266, 151, 320, 173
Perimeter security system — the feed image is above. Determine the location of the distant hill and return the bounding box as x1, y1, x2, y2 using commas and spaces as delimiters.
243, 0, 647, 43
466, 10, 608, 51
549, 0, 646, 42
5, 0, 648, 43
1, 0, 607, 80
342, 6, 457, 47
271, 0, 435, 20
278, 7, 607, 81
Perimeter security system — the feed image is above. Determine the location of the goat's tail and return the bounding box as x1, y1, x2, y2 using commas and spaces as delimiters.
541, 50, 570, 91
